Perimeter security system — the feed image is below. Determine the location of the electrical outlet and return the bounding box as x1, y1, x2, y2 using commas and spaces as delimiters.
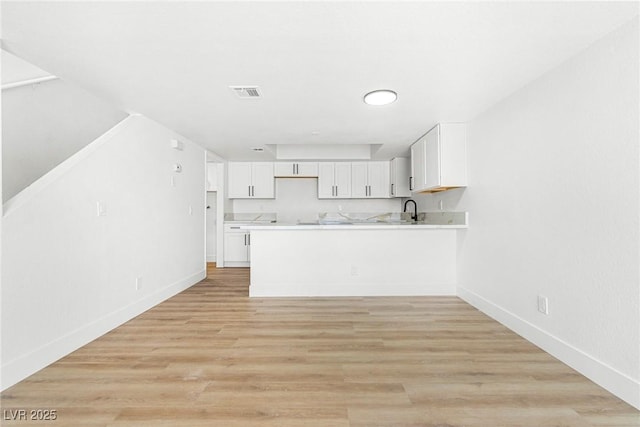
537, 295, 549, 315
136, 276, 143, 291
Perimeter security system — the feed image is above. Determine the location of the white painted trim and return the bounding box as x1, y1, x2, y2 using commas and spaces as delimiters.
250, 282, 456, 297
1, 75, 59, 90
1, 269, 205, 391
3, 115, 134, 216
215, 163, 225, 267
225, 261, 250, 268
206, 255, 217, 262
457, 286, 640, 410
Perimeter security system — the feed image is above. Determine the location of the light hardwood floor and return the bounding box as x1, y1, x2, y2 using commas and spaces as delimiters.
2, 265, 638, 426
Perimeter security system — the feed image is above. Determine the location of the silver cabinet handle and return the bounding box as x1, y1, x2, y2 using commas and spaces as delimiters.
244, 234, 247, 245
391, 183, 394, 196
293, 164, 296, 174
409, 177, 413, 191
247, 234, 250, 245
248, 185, 251, 196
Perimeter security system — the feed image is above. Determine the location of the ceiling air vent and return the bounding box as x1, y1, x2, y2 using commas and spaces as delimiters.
229, 86, 261, 99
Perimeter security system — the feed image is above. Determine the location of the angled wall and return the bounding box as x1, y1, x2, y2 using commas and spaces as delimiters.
1, 115, 206, 390
2, 78, 127, 202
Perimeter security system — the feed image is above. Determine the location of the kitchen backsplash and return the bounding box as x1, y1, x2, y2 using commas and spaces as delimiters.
230, 178, 402, 223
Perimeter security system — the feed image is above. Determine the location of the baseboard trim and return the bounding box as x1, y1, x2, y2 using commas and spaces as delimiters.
457, 286, 640, 410
1, 269, 206, 391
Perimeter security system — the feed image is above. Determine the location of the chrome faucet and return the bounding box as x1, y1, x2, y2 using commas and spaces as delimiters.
403, 199, 418, 222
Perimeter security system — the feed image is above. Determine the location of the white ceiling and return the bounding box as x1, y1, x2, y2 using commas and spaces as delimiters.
1, 1, 638, 161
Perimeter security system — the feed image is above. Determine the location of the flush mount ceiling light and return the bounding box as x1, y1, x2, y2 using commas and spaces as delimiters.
251, 147, 264, 152
363, 89, 397, 106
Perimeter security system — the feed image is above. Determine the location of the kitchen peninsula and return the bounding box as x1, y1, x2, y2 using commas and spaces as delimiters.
241, 212, 467, 297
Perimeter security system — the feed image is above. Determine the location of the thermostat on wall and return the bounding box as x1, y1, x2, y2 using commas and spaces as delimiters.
173, 163, 182, 173
170, 139, 184, 150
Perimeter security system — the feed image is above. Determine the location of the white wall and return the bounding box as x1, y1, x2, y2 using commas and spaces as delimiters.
1, 115, 206, 390
2, 79, 128, 201
232, 178, 402, 223
414, 18, 639, 409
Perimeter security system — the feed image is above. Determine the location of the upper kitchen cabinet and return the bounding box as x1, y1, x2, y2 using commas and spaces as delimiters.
228, 162, 275, 198
411, 123, 467, 193
274, 162, 319, 177
318, 162, 351, 198
351, 162, 390, 198
390, 157, 411, 197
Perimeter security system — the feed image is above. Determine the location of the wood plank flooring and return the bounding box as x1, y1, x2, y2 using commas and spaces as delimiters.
2, 265, 638, 426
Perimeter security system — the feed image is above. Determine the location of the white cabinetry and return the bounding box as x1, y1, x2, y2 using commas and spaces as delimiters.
410, 138, 426, 193
224, 224, 251, 267
410, 123, 467, 193
351, 162, 390, 198
318, 163, 351, 198
389, 157, 411, 197
274, 162, 318, 177
228, 162, 275, 198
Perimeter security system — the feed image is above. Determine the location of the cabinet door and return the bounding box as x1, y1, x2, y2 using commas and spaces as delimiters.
228, 162, 252, 198
295, 162, 319, 177
224, 232, 249, 262
367, 161, 390, 198
410, 138, 426, 192
251, 163, 275, 198
390, 158, 411, 197
424, 126, 441, 190
274, 162, 296, 177
334, 163, 352, 198
317, 163, 335, 198
350, 162, 368, 198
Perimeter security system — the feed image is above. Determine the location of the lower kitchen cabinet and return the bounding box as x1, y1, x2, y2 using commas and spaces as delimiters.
224, 225, 251, 267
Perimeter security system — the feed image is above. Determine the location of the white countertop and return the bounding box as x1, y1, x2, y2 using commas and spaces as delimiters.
239, 222, 467, 230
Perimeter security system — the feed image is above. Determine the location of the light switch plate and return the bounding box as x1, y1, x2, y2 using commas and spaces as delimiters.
537, 295, 549, 315
96, 201, 107, 216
